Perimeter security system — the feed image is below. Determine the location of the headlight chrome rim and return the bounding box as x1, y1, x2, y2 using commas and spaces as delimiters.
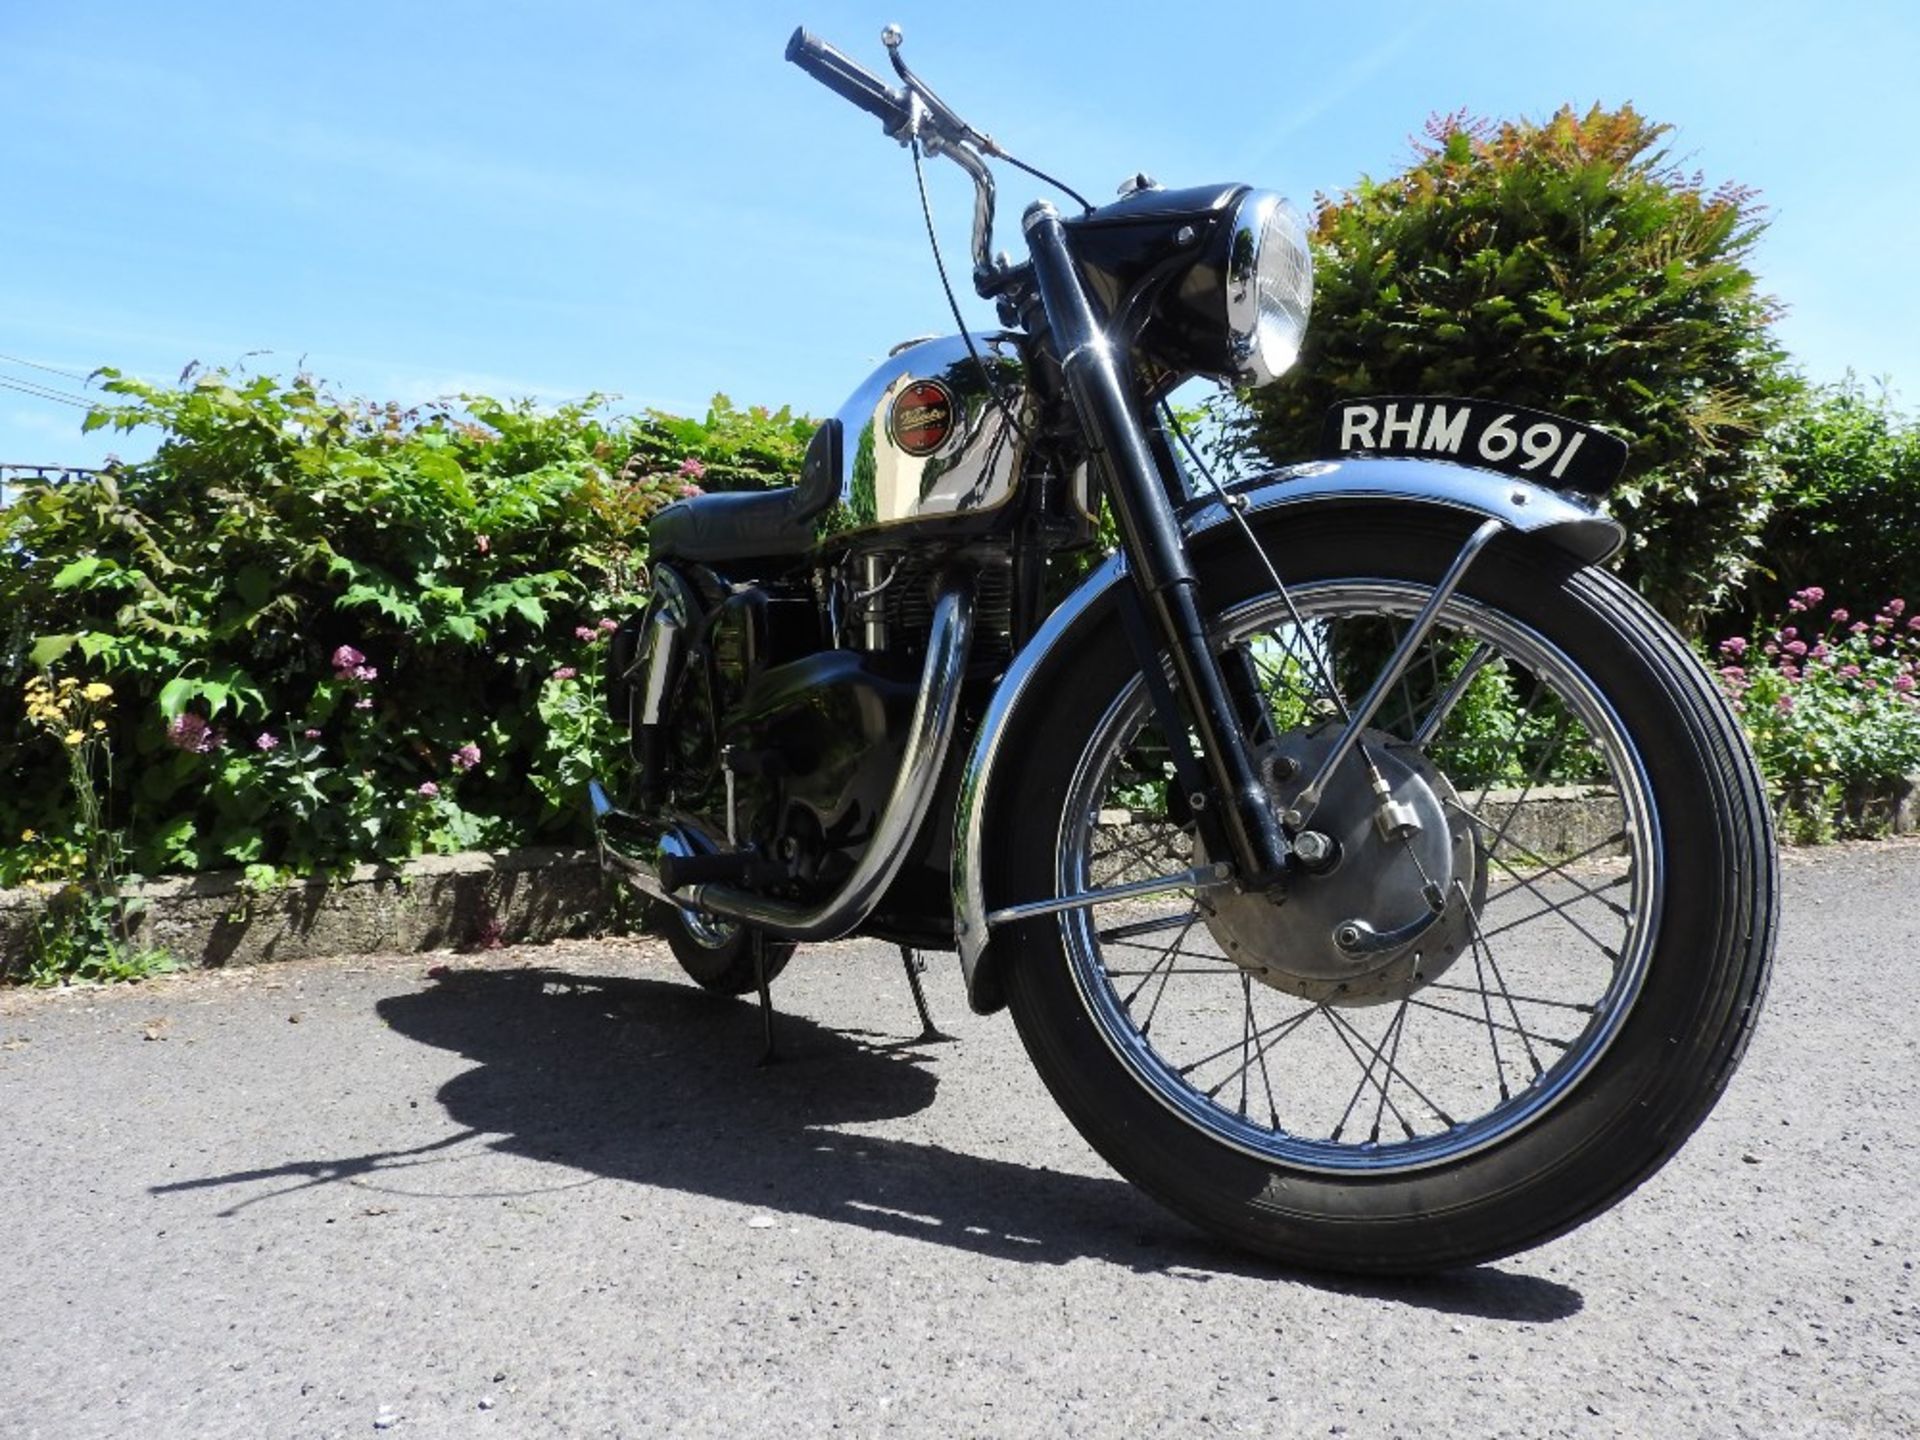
1225, 190, 1313, 387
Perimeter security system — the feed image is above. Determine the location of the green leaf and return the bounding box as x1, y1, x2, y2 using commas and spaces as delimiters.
29, 633, 79, 667
51, 556, 104, 589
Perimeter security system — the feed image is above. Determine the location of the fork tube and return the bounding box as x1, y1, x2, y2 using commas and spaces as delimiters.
1023, 202, 1290, 885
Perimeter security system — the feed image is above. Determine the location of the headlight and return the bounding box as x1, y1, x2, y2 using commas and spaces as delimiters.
1224, 190, 1313, 387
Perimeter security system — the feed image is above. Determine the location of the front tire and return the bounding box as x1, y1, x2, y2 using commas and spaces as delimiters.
996, 509, 1775, 1273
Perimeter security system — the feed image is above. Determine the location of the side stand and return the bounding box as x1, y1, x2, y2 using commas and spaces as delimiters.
900, 946, 950, 1044
754, 938, 779, 1068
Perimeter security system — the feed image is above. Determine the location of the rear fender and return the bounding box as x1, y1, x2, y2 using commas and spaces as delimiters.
952, 456, 1623, 1013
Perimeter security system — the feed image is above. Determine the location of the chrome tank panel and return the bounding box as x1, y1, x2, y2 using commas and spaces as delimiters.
820, 333, 1060, 540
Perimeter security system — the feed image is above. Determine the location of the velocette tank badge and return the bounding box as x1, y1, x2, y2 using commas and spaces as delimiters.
888, 378, 958, 456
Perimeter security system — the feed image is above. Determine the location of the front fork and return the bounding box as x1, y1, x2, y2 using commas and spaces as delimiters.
1024, 203, 1292, 886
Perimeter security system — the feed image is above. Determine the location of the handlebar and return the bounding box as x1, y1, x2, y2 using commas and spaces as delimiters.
787, 24, 1011, 297
785, 27, 911, 134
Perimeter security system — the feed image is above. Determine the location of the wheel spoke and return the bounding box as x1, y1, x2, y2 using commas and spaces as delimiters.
1403, 996, 1573, 1051
1097, 910, 1199, 945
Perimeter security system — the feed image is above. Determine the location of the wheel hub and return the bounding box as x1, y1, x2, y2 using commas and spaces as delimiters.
1197, 725, 1483, 1006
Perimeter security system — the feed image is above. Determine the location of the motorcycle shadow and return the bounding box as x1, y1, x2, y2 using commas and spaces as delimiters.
191, 964, 1584, 1318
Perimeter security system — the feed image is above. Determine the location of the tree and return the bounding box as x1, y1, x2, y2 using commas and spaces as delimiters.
1242, 105, 1794, 629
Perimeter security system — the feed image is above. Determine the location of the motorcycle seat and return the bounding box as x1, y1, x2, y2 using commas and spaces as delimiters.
648, 419, 842, 564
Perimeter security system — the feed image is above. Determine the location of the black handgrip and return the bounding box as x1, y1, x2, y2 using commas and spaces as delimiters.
785, 26, 910, 133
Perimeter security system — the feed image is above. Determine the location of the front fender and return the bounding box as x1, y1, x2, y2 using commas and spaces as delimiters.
951, 456, 1623, 1013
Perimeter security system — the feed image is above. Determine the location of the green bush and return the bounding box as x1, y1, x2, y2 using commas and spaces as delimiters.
1742, 381, 1920, 627
1241, 104, 1795, 630
1, 368, 812, 879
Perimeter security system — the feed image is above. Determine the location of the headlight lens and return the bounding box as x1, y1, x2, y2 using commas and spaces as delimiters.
1225, 191, 1313, 387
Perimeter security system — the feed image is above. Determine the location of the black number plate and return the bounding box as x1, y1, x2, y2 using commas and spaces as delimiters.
1320, 396, 1629, 496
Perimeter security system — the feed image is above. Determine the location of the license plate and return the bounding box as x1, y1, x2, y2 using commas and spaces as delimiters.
1320, 396, 1629, 496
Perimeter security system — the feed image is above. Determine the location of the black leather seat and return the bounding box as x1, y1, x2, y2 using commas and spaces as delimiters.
648, 419, 842, 564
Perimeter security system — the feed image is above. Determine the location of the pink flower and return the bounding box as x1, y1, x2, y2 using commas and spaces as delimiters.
1909, 616, 1920, 632
331, 644, 366, 675
551, 666, 578, 681
1784, 640, 1808, 657
1831, 609, 1849, 624
598, 617, 618, 633
678, 457, 707, 480
302, 727, 322, 739
1787, 598, 1805, 613
476, 534, 491, 555
1890, 599, 1907, 616
1895, 674, 1917, 694
1780, 626, 1798, 640
451, 743, 482, 772
254, 732, 280, 752
417, 781, 439, 798
1774, 694, 1794, 714
574, 625, 601, 643
677, 481, 702, 497
165, 713, 222, 754
1794, 585, 1825, 606
1851, 621, 1869, 635
1839, 665, 1861, 679
1719, 636, 1748, 658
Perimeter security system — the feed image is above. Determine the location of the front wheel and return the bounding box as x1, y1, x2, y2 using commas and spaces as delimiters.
996, 510, 1776, 1273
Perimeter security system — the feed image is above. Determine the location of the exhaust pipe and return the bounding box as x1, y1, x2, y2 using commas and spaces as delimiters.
591, 577, 975, 943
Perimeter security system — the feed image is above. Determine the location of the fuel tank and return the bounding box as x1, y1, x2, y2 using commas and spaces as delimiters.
816, 332, 1086, 542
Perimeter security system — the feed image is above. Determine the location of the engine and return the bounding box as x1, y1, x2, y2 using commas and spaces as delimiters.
609, 547, 1011, 921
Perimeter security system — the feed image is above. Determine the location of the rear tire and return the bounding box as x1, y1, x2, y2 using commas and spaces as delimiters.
658, 902, 795, 996
996, 509, 1776, 1273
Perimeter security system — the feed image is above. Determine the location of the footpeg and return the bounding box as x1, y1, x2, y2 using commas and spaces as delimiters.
658, 849, 758, 892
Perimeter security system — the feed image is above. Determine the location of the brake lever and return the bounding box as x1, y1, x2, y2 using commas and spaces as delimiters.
882, 24, 999, 156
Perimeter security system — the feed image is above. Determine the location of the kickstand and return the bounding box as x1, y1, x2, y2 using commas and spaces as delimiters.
899, 946, 951, 1044
754, 938, 779, 1068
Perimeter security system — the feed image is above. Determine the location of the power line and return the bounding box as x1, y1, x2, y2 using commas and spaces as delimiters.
0, 376, 94, 409
0, 351, 92, 383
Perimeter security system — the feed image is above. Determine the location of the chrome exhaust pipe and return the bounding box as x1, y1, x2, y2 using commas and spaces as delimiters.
589, 578, 975, 944
588, 779, 672, 905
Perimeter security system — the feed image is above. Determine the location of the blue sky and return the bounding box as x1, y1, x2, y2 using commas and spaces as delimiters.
3, 1, 1915, 468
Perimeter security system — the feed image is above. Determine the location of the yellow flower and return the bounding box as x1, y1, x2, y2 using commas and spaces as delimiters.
82, 682, 113, 702
91, 719, 107, 731
64, 729, 85, 747
20, 829, 36, 843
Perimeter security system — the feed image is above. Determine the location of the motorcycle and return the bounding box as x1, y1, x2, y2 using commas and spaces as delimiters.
589, 24, 1778, 1274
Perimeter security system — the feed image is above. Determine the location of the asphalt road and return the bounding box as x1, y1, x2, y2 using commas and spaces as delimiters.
2, 841, 1915, 1440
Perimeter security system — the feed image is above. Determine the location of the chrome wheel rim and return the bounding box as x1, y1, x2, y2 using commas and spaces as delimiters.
677, 904, 736, 950
1057, 580, 1663, 1175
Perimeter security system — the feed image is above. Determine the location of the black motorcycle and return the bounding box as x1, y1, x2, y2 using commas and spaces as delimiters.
591, 25, 1777, 1273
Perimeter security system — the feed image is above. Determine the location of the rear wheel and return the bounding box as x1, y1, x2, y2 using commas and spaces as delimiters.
996, 510, 1775, 1273
658, 902, 794, 996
